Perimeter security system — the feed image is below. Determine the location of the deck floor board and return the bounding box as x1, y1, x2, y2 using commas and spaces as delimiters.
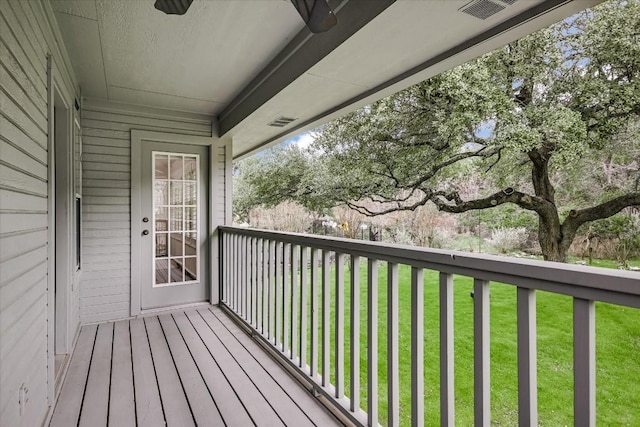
50, 306, 343, 427
108, 320, 136, 427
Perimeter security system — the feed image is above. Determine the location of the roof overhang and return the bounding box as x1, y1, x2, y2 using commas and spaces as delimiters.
50, 0, 601, 159
227, 0, 601, 158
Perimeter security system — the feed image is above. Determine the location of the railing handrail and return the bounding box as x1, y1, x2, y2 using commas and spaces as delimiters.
219, 226, 640, 308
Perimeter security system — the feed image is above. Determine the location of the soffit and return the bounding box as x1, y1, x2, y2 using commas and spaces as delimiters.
50, 0, 601, 158
51, 0, 304, 115
229, 0, 601, 158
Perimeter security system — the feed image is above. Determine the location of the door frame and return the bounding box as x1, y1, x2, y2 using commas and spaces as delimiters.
131, 130, 220, 315
47, 55, 76, 404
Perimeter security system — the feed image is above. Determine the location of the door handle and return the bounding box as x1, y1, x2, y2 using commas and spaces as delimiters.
142, 230, 149, 236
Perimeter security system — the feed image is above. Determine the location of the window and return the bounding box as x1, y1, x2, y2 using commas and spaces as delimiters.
73, 119, 82, 271
75, 196, 81, 271
153, 152, 199, 286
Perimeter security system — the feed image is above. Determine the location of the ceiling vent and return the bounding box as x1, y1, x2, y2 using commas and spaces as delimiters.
460, 0, 505, 20
268, 116, 297, 127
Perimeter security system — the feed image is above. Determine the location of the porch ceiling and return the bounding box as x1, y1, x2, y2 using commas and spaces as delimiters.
51, 0, 600, 158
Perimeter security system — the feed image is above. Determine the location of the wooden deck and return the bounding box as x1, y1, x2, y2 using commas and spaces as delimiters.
50, 306, 344, 426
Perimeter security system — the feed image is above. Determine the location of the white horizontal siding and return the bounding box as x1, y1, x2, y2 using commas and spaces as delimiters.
0, 0, 79, 424
80, 101, 214, 323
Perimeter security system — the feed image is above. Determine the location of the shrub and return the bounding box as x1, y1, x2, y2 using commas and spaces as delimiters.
488, 227, 528, 254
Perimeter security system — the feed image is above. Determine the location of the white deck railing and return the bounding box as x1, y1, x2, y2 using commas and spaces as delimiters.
218, 226, 639, 427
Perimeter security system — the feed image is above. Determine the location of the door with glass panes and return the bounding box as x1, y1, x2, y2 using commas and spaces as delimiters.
140, 141, 209, 309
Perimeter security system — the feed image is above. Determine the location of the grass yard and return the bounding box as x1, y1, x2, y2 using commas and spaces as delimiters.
286, 261, 640, 426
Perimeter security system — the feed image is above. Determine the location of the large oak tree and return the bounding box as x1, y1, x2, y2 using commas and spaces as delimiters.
236, 0, 640, 262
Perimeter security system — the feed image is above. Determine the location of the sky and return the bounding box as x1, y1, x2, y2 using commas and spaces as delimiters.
282, 132, 315, 149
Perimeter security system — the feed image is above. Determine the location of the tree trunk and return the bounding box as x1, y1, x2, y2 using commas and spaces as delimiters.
537, 215, 568, 262
529, 147, 568, 262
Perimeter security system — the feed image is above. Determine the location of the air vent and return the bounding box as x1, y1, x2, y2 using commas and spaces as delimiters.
268, 116, 297, 127
460, 0, 505, 20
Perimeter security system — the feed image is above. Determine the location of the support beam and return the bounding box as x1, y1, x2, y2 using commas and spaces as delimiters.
218, 0, 397, 136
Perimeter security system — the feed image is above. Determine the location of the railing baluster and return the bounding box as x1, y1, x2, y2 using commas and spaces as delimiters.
275, 241, 282, 347
254, 239, 258, 328
233, 236, 240, 312
574, 298, 595, 427
300, 246, 309, 371
517, 287, 537, 427
439, 272, 454, 427
232, 234, 237, 311
227, 234, 232, 308
290, 244, 299, 360
269, 240, 276, 342
241, 235, 247, 319
335, 252, 345, 398
222, 232, 227, 304
239, 235, 243, 313
388, 262, 400, 427
412, 267, 425, 427
311, 248, 320, 378
227, 233, 232, 307
245, 236, 249, 318
236, 234, 241, 312
282, 243, 288, 348
350, 255, 361, 412
322, 250, 331, 387
228, 232, 232, 306
474, 278, 490, 427
244, 236, 249, 320
368, 258, 379, 427
262, 239, 268, 335
251, 237, 257, 327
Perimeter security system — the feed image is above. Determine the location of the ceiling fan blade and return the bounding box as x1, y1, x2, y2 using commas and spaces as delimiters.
154, 0, 193, 15
291, 0, 337, 33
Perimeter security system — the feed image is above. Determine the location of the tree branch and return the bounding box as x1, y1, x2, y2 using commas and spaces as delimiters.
562, 192, 640, 234
430, 188, 549, 215
346, 187, 553, 219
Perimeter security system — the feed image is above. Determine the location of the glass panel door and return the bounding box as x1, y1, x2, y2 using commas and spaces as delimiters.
153, 152, 199, 286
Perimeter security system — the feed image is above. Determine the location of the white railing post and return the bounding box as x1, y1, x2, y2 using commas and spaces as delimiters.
412, 267, 424, 427
350, 255, 361, 412
474, 279, 490, 427
574, 298, 595, 427
388, 262, 400, 427
517, 287, 537, 427
367, 258, 379, 427
335, 252, 345, 398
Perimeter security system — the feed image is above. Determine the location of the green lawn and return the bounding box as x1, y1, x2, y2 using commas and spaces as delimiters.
284, 261, 640, 426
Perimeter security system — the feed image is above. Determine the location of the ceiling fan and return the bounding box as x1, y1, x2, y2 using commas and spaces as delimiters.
154, 0, 337, 33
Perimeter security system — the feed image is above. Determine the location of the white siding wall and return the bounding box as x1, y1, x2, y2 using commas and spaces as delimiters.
80, 100, 226, 323
0, 0, 78, 425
